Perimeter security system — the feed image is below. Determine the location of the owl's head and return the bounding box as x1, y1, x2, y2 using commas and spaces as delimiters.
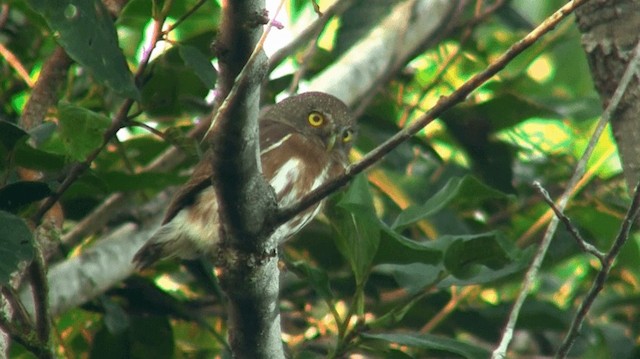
264, 92, 356, 159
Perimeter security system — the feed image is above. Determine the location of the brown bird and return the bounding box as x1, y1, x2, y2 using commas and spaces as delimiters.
133, 92, 356, 269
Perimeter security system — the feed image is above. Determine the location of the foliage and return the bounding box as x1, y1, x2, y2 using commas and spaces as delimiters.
1, 0, 639, 358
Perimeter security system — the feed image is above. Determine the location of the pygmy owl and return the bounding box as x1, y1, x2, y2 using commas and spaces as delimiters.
133, 92, 356, 269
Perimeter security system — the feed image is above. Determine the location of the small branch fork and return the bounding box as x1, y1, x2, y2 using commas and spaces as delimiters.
271, 0, 593, 232
492, 34, 640, 359
534, 183, 606, 262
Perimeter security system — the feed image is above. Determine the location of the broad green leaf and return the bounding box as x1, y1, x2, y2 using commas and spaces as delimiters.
0, 121, 28, 151
179, 45, 217, 89
374, 263, 442, 295
58, 104, 111, 161
368, 292, 426, 329
0, 211, 35, 285
0, 181, 52, 213
374, 226, 442, 266
25, 0, 139, 99
99, 171, 186, 192
28, 122, 58, 146
329, 175, 381, 285
442, 232, 516, 280
14, 142, 67, 172
363, 333, 489, 359
392, 176, 508, 229
288, 260, 334, 302
140, 47, 210, 117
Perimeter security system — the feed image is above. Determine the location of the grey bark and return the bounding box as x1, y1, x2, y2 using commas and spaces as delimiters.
575, 0, 640, 191
10, 0, 456, 355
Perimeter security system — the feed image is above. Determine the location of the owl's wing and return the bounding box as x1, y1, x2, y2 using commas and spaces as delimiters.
162, 152, 214, 224
259, 119, 296, 150
163, 119, 293, 224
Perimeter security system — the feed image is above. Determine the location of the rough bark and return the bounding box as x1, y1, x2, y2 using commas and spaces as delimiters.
17, 0, 458, 347
575, 0, 640, 191
209, 1, 282, 357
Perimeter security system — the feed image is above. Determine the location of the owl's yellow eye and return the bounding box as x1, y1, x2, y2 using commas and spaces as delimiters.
342, 129, 353, 143
307, 111, 325, 127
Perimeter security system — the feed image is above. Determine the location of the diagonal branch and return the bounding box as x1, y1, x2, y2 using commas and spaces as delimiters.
554, 37, 640, 359
273, 0, 592, 232
31, 13, 169, 225
493, 29, 640, 359
533, 182, 606, 262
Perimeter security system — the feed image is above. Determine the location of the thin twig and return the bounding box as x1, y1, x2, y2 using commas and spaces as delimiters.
533, 182, 606, 262
0, 42, 34, 87
273, 0, 591, 232
203, 0, 286, 143
267, 0, 356, 72
32, 10, 170, 225
28, 251, 50, 351
492, 33, 640, 359
554, 38, 640, 359
162, 0, 207, 35
556, 180, 640, 358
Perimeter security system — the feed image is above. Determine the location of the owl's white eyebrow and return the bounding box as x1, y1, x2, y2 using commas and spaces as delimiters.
260, 133, 293, 155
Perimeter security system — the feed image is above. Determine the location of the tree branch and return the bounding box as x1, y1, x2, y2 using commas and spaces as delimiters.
31, 10, 169, 225
554, 37, 640, 359
492, 21, 640, 359
274, 0, 590, 233
533, 182, 606, 262
209, 0, 284, 357
267, 0, 356, 72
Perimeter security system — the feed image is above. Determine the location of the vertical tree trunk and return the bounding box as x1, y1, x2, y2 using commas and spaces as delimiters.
576, 0, 640, 191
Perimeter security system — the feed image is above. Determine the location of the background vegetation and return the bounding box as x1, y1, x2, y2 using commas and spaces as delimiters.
1, 0, 639, 358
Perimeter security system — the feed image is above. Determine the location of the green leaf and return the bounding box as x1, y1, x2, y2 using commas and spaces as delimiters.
25, 0, 139, 99
392, 176, 509, 229
0, 181, 52, 213
363, 333, 489, 359
140, 47, 210, 117
288, 260, 334, 302
368, 292, 426, 329
90, 322, 128, 359
0, 121, 28, 151
99, 171, 186, 192
374, 263, 442, 295
374, 226, 442, 266
179, 45, 217, 89
58, 104, 111, 161
129, 316, 174, 359
0, 211, 35, 285
441, 232, 518, 280
329, 175, 381, 285
14, 142, 67, 172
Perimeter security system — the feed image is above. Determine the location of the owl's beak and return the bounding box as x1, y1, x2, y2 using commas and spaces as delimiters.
325, 134, 337, 152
